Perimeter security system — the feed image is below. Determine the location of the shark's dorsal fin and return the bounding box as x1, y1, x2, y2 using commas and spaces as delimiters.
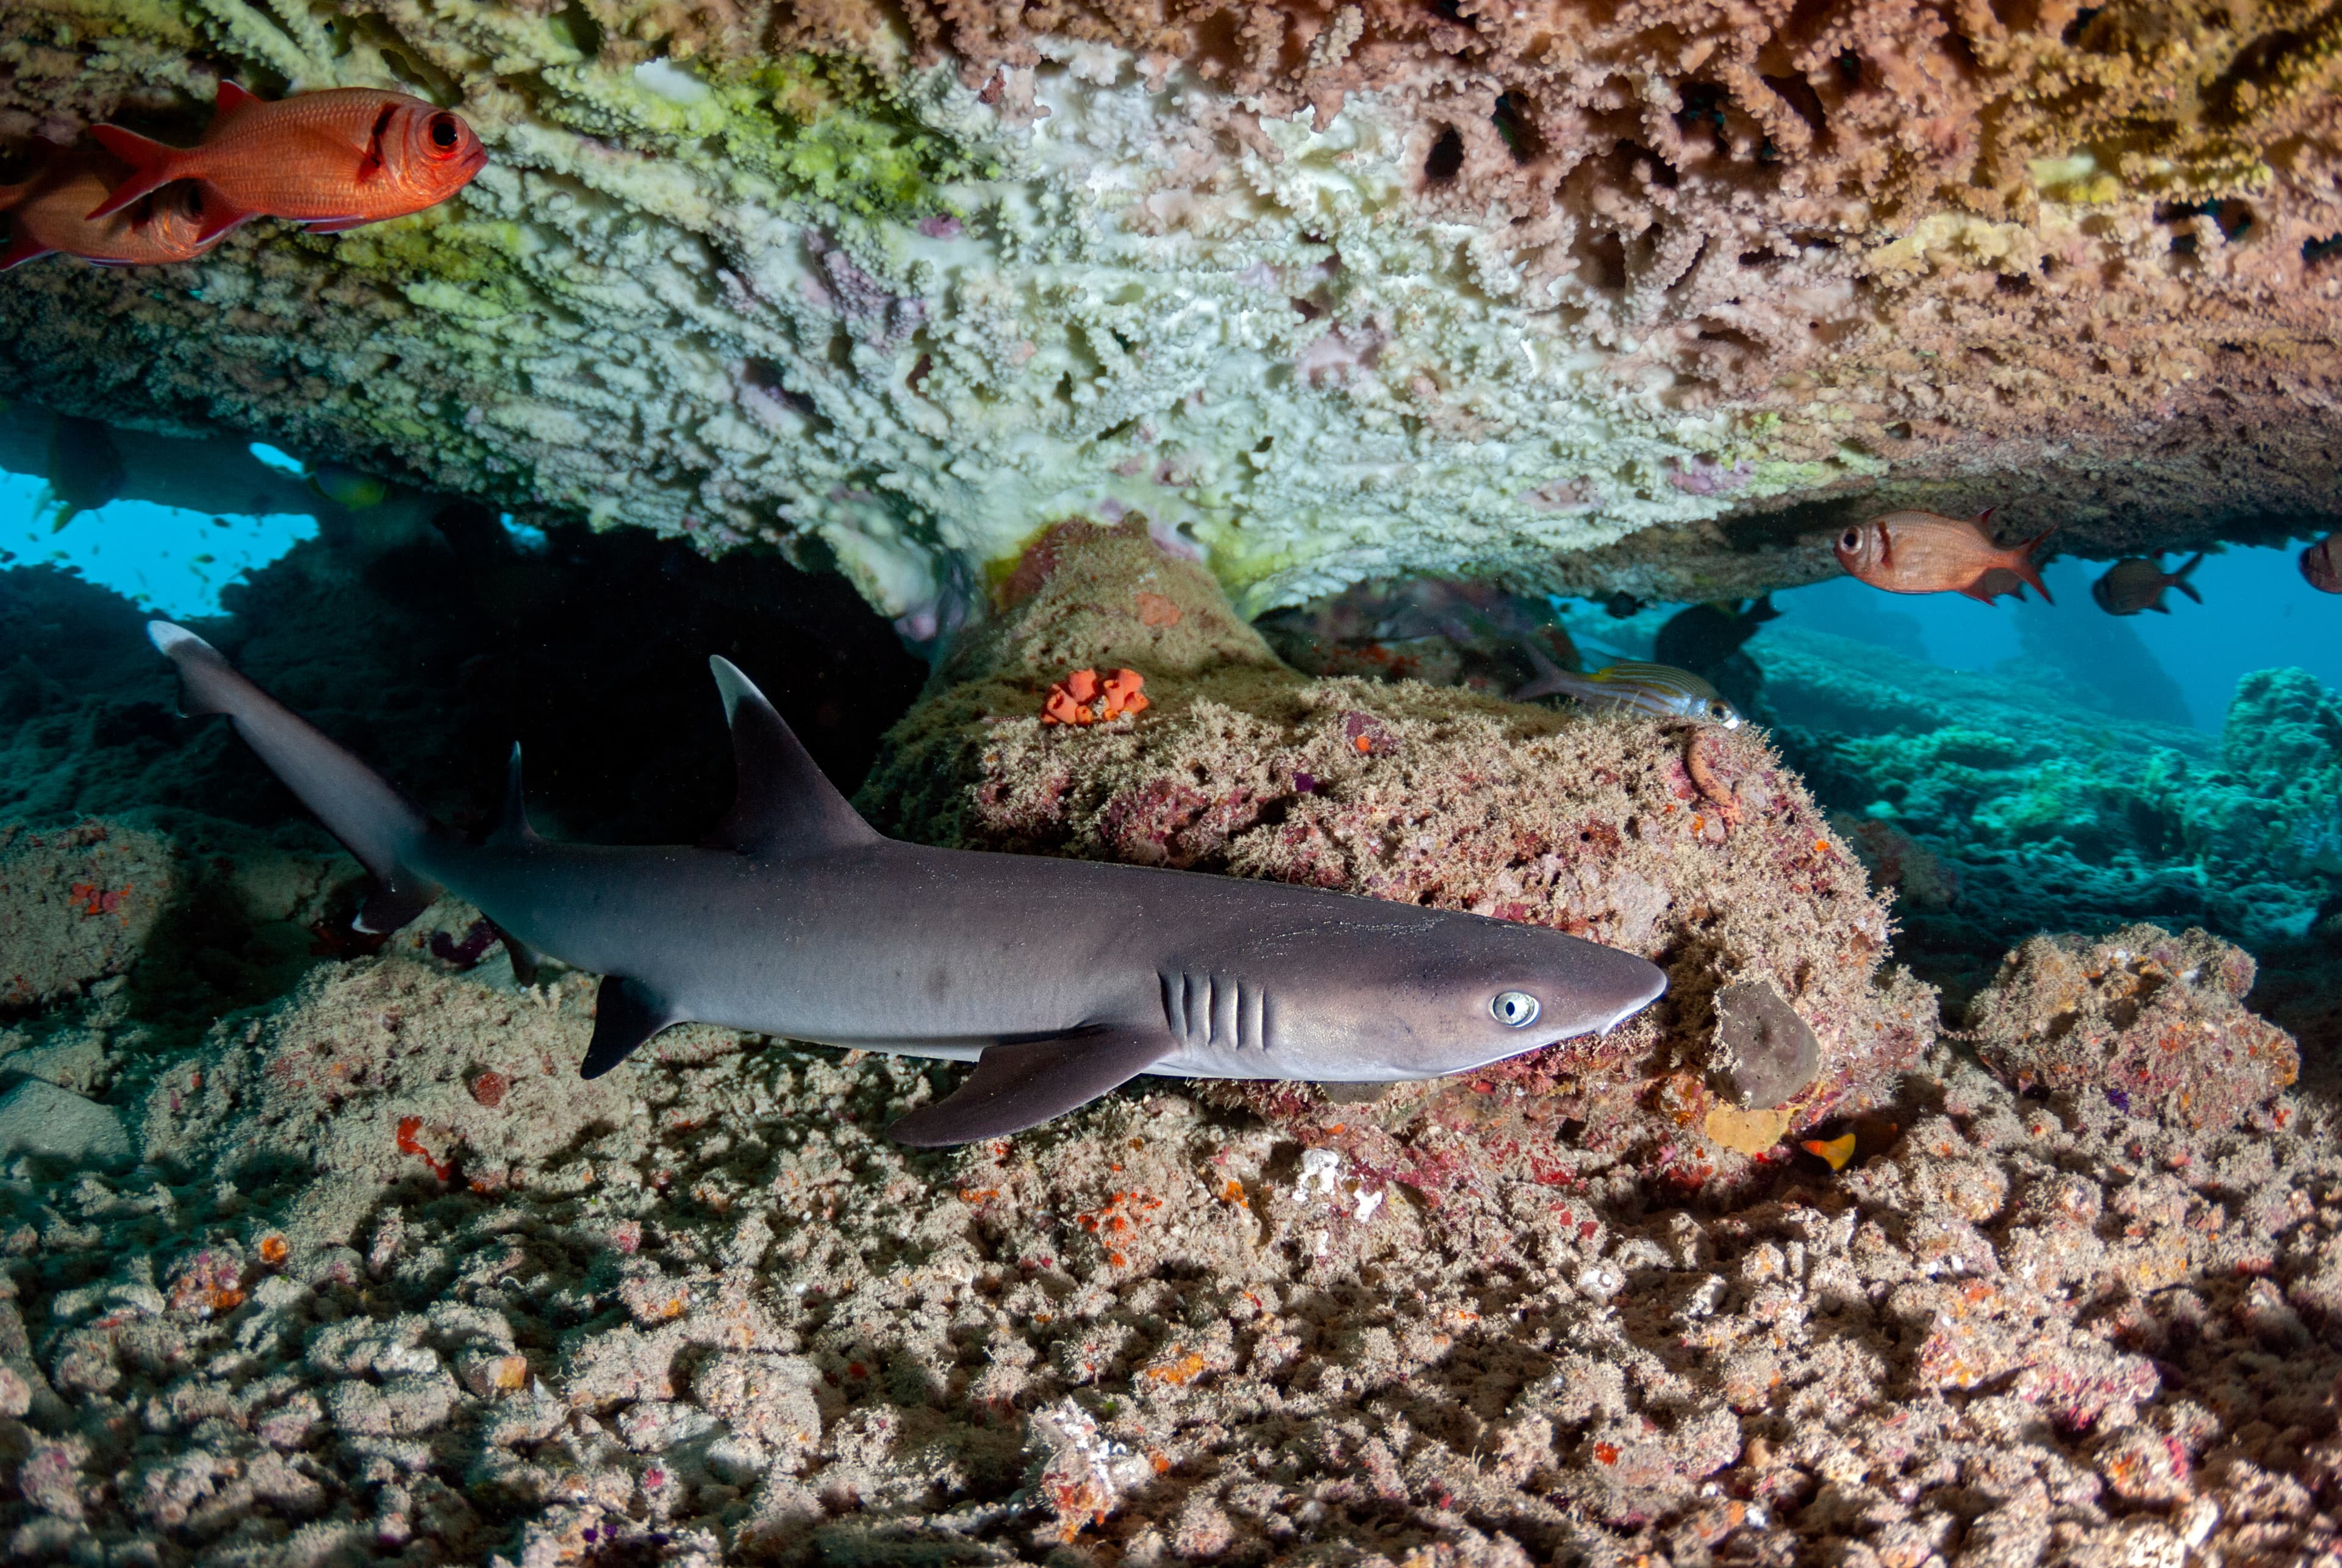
703, 657, 879, 855
489, 743, 540, 849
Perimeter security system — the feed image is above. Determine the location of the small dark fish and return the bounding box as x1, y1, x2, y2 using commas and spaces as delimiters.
2303, 533, 2342, 595
46, 415, 126, 530
1603, 590, 1643, 619
1516, 650, 1743, 727
2090, 553, 2203, 615
1653, 594, 1779, 673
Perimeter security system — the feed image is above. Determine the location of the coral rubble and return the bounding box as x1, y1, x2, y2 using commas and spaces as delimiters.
860, 520, 1935, 1190
9, 0, 2342, 621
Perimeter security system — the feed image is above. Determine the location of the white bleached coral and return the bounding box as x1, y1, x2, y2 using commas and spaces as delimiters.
7, 0, 2342, 623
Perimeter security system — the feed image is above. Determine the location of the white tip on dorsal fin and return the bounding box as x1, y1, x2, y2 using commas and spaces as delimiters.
704, 656, 879, 855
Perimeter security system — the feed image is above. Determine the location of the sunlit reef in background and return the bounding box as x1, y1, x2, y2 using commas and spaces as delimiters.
0, 465, 318, 620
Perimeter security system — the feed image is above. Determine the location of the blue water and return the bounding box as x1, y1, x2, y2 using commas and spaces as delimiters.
0, 465, 317, 619
1777, 545, 2339, 731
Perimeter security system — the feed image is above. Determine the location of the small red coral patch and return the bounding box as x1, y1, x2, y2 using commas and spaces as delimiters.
1043, 667, 1150, 726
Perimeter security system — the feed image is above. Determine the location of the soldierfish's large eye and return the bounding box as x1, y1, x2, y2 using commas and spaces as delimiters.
1838, 528, 1860, 550
1491, 990, 1541, 1028
427, 113, 462, 154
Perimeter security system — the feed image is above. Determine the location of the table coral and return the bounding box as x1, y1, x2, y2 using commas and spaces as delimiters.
7, 0, 2342, 622
858, 519, 1935, 1192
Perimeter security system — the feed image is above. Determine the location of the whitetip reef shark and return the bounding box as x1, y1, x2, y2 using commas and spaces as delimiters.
148, 621, 1667, 1145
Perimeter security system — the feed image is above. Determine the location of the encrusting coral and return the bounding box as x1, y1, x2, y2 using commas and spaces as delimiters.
858, 518, 1936, 1191
1966, 923, 2300, 1133
8, 0, 2342, 623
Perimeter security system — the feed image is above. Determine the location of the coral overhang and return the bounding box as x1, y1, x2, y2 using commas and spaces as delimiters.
4, 0, 2342, 620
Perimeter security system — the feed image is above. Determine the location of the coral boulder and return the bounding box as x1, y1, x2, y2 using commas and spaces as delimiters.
859, 521, 1935, 1192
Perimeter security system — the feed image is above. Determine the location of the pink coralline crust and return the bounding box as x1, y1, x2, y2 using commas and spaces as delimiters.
1965, 923, 2300, 1132
859, 521, 1935, 1195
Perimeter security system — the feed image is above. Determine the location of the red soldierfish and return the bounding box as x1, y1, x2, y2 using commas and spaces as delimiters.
1833, 507, 2056, 604
2091, 553, 2204, 615
2302, 533, 2342, 595
0, 146, 220, 271
88, 84, 486, 244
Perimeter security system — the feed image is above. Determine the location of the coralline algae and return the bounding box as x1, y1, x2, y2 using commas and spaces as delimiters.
8, 0, 2342, 622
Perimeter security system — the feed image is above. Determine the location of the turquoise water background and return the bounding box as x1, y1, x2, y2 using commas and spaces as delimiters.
0, 415, 2332, 734
0, 462, 318, 619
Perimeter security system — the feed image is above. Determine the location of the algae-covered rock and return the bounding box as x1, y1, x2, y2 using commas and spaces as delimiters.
1966, 923, 2298, 1131
0, 822, 175, 1012
0, 1079, 129, 1168
860, 520, 1935, 1192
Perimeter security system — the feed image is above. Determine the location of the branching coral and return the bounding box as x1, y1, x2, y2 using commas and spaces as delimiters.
5, 0, 2342, 621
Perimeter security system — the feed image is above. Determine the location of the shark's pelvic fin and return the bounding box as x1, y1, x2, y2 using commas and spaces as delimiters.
581, 975, 687, 1078
703, 656, 880, 855
488, 920, 542, 986
886, 1026, 1177, 1147
489, 743, 540, 849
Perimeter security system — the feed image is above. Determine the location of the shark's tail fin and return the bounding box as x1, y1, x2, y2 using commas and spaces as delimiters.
148, 621, 445, 931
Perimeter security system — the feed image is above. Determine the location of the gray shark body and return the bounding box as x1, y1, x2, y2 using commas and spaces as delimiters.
149, 622, 1667, 1145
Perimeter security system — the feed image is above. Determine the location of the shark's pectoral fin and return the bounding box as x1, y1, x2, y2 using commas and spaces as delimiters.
581, 976, 688, 1079
886, 1026, 1176, 1148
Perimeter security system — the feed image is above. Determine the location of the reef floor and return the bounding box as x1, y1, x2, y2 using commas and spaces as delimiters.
0, 526, 2337, 1567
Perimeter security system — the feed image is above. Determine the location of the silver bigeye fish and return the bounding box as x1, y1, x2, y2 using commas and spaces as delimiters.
145, 622, 1668, 1147
1515, 646, 1744, 728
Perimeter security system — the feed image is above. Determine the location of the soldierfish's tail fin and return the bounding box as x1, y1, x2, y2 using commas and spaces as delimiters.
2002, 527, 2057, 606
2171, 551, 2207, 604
147, 621, 445, 931
85, 126, 190, 221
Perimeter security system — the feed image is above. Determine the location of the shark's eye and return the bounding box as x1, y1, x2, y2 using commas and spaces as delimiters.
1491, 990, 1540, 1028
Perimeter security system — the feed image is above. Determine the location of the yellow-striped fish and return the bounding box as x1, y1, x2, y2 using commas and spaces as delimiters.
1515, 650, 1743, 728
